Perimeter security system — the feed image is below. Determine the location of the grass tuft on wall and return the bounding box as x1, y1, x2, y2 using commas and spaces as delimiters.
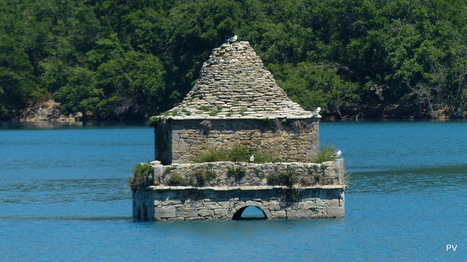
129, 163, 154, 189
313, 146, 338, 163
193, 144, 278, 163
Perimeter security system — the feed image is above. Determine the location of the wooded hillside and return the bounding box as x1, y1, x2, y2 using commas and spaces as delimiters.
1, 0, 465, 120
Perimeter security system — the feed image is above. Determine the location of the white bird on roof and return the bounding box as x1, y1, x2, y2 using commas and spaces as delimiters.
331, 150, 342, 158
312, 107, 321, 117
249, 154, 254, 162
227, 35, 237, 44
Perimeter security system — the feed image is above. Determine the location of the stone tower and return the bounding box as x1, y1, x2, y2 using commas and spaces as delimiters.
150, 41, 320, 165
133, 41, 345, 222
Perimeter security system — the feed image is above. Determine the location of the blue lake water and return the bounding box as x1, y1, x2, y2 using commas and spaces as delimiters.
0, 121, 466, 261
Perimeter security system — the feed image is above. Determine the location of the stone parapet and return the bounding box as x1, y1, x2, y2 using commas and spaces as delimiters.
150, 160, 343, 188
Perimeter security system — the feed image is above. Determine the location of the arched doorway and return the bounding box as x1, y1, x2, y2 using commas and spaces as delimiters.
232, 205, 270, 220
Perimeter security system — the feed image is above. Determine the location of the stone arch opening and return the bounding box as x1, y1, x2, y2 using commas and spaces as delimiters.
232, 204, 271, 220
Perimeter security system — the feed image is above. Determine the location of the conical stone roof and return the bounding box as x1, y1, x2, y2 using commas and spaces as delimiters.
160, 41, 315, 120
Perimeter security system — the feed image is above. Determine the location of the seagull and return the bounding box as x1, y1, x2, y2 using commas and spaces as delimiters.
331, 150, 342, 158
249, 154, 254, 162
312, 107, 322, 117
227, 35, 237, 44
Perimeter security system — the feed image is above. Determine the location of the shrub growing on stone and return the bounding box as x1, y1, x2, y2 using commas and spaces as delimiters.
313, 146, 337, 163
191, 168, 217, 187
253, 149, 279, 163
193, 143, 278, 163
193, 148, 228, 162
227, 166, 246, 181
313, 173, 321, 182
299, 177, 314, 186
129, 163, 153, 189
228, 144, 250, 162
167, 174, 190, 186
267, 170, 298, 187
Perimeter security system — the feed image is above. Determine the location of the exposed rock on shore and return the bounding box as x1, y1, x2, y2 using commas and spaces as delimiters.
19, 99, 82, 122
325, 103, 456, 121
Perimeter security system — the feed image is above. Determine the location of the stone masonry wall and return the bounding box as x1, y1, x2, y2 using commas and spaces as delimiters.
163, 118, 319, 164
132, 159, 345, 221
151, 160, 341, 188
133, 186, 345, 221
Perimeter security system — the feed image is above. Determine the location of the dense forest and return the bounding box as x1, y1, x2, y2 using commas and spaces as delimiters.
1, 0, 465, 120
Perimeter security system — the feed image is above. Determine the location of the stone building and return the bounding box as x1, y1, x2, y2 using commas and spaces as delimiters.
133, 41, 345, 221
149, 41, 319, 164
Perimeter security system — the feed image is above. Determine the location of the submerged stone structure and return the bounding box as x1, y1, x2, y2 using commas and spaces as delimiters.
132, 41, 346, 221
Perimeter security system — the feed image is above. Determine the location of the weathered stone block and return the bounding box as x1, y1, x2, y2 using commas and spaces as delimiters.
183, 208, 198, 218
155, 206, 176, 219
202, 201, 216, 208
165, 200, 182, 205
268, 201, 281, 211
272, 210, 287, 219
316, 198, 328, 208
328, 198, 341, 207
287, 209, 312, 219
198, 208, 214, 217
245, 200, 257, 206
300, 200, 317, 210
214, 208, 229, 217
326, 207, 344, 218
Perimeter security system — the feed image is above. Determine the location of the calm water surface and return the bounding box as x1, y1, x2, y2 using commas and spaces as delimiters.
0, 121, 465, 261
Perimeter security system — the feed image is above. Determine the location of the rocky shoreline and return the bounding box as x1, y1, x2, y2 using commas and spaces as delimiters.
327, 103, 459, 121
16, 99, 464, 122
19, 99, 82, 122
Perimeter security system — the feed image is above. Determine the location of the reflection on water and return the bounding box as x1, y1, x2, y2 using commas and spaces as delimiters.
0, 120, 147, 129
348, 164, 467, 194
0, 121, 84, 129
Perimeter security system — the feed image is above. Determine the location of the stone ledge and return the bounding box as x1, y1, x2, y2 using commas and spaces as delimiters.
149, 160, 345, 188
148, 185, 345, 191
165, 115, 321, 120
152, 161, 334, 168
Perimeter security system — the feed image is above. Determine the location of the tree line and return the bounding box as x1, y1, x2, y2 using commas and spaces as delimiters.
0, 0, 465, 120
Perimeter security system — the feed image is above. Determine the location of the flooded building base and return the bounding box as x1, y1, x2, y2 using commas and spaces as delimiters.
132, 160, 345, 221
133, 185, 344, 221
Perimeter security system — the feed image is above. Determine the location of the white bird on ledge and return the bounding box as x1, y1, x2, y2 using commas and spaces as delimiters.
312, 107, 321, 118
331, 150, 342, 158
227, 35, 238, 44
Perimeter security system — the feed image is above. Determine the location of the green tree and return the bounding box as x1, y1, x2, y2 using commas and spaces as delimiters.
279, 61, 360, 118
54, 66, 100, 117
0, 35, 37, 118
1, 0, 466, 120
